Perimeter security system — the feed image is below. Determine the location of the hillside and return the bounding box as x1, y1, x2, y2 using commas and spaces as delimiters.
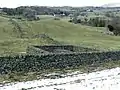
0, 15, 120, 55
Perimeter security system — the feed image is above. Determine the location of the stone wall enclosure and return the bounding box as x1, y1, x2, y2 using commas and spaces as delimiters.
0, 45, 120, 74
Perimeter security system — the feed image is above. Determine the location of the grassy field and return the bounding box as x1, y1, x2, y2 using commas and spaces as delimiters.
0, 15, 120, 55
1, 15, 120, 82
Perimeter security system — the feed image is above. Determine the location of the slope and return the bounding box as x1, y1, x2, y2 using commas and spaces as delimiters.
0, 15, 120, 55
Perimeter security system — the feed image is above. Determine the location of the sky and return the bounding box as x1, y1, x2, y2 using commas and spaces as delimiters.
0, 0, 120, 8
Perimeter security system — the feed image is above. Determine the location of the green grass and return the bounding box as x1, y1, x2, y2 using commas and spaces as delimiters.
0, 38, 57, 55
0, 15, 120, 54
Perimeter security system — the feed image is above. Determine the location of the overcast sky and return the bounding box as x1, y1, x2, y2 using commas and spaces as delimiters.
0, 0, 120, 8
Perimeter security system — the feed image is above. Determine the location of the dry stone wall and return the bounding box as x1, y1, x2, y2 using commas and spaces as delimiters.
0, 50, 120, 74
26, 45, 99, 55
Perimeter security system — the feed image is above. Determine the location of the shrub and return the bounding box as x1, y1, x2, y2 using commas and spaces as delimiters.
88, 17, 106, 27
107, 17, 120, 36
69, 17, 106, 27
68, 19, 72, 22
54, 18, 60, 20
21, 88, 27, 90
68, 18, 81, 24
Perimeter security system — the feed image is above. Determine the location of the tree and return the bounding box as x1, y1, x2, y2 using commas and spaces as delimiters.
23, 8, 37, 21
105, 12, 111, 17
107, 17, 120, 35
88, 17, 106, 27
72, 16, 78, 24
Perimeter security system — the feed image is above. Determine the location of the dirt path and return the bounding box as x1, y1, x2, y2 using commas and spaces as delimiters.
1, 67, 120, 90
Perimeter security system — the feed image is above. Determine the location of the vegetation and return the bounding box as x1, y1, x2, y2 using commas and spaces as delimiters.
88, 17, 106, 27
107, 17, 120, 35
1, 6, 120, 83
0, 14, 120, 55
69, 17, 107, 27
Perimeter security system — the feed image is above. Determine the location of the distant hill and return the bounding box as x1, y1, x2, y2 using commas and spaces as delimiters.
102, 3, 120, 7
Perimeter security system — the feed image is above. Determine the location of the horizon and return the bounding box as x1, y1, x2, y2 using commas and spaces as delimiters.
0, 0, 120, 8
